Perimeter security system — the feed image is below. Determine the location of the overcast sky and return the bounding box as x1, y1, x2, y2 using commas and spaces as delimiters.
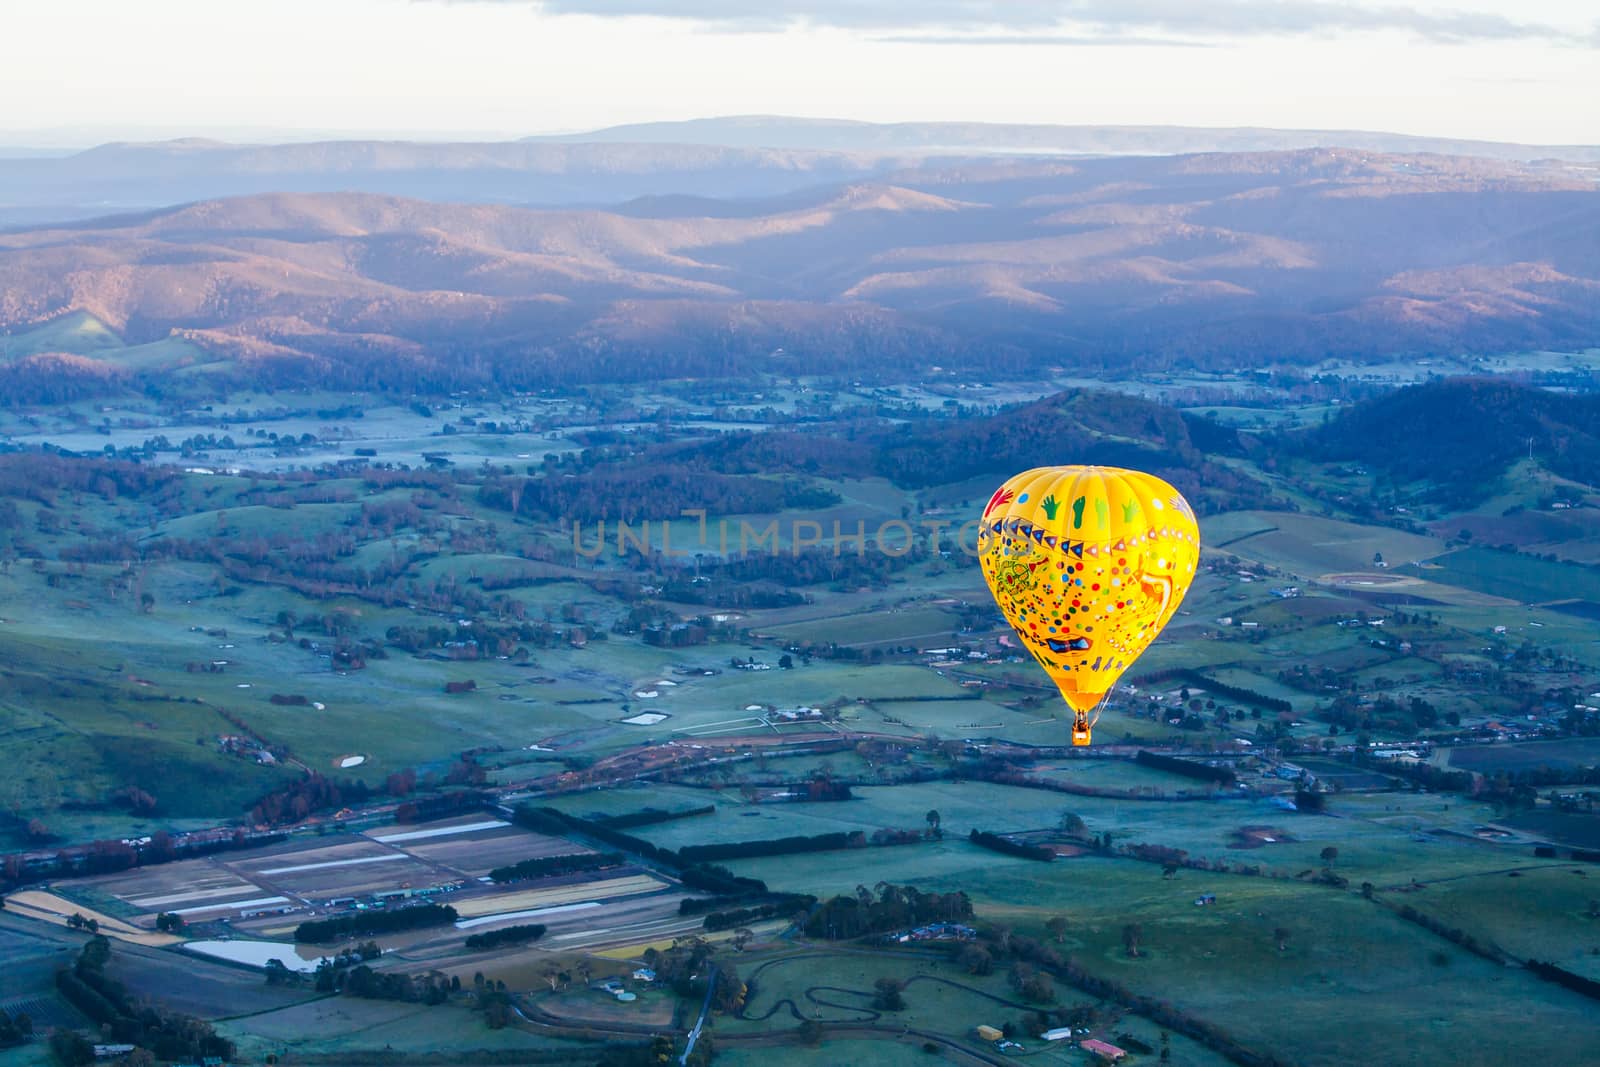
3, 0, 1596, 145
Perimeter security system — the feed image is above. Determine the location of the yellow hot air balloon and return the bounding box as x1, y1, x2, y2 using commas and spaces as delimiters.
978, 466, 1200, 746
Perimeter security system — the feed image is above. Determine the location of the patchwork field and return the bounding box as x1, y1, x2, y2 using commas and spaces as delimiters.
1204, 511, 1445, 576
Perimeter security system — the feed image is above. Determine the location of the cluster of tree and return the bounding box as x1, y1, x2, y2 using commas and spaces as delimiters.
1137, 669, 1292, 715
0, 452, 177, 504
968, 830, 1054, 862
248, 773, 375, 826
510, 805, 772, 896
1007, 961, 1057, 1003
679, 864, 770, 896
512, 805, 679, 866
4, 828, 286, 889
319, 963, 454, 1004
640, 935, 746, 1015
267, 942, 381, 985
463, 924, 547, 950
1323, 692, 1445, 736
54, 936, 234, 1065
1294, 378, 1600, 507
803, 883, 974, 940
1525, 959, 1600, 1002
489, 851, 622, 883
677, 830, 863, 864
679, 891, 813, 918
394, 788, 492, 823
594, 804, 716, 829
0, 1009, 31, 1049
1135, 750, 1237, 784
870, 391, 1268, 512
701, 897, 816, 932
294, 903, 458, 943
385, 618, 574, 657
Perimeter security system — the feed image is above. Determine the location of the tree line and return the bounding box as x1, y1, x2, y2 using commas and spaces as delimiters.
295, 902, 459, 943
53, 936, 233, 1066
488, 851, 622, 883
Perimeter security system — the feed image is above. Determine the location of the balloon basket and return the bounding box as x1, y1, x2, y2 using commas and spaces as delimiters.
1071, 729, 1091, 747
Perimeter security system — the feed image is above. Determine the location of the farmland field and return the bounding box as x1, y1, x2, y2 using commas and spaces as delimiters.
731, 845, 1600, 1067
1442, 738, 1600, 774
2, 334, 1599, 1067
1205, 511, 1445, 576
1403, 547, 1600, 606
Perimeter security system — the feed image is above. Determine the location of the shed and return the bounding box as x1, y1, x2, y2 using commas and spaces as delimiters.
1082, 1038, 1128, 1061
1041, 1027, 1074, 1041
975, 1025, 1003, 1042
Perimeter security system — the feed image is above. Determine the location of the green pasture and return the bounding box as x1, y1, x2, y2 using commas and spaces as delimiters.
218, 998, 576, 1060
766, 605, 961, 647
1211, 511, 1444, 576
733, 844, 1600, 1067
1442, 738, 1600, 774
1404, 547, 1600, 607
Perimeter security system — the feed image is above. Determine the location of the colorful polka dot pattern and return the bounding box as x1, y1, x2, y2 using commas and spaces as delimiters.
979, 466, 1200, 743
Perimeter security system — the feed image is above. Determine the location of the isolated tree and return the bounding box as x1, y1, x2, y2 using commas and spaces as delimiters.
798, 1018, 824, 1046
1160, 1031, 1171, 1062
78, 935, 111, 974
730, 927, 754, 952
1274, 927, 1291, 952
1320, 846, 1339, 866
1020, 972, 1055, 1003
48, 1030, 95, 1067
958, 944, 993, 976
1162, 864, 1179, 880
1058, 811, 1086, 835
779, 654, 794, 669
925, 809, 942, 836
1587, 899, 1599, 920
872, 977, 906, 1011
1122, 923, 1142, 958
1044, 916, 1067, 944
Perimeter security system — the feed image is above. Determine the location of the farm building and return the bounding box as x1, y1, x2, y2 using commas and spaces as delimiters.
1042, 1027, 1075, 1041
975, 1025, 1003, 1042
1082, 1038, 1128, 1061
897, 922, 977, 943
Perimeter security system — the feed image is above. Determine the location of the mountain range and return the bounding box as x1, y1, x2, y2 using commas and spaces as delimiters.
1, 149, 1597, 401
3, 116, 1598, 229
529, 115, 1600, 162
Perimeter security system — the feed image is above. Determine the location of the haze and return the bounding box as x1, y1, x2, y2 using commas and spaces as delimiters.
3, 0, 1598, 146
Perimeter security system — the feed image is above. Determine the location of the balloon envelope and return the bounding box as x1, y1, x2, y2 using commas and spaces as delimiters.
978, 466, 1200, 744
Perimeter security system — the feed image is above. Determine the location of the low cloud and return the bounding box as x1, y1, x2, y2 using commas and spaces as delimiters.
510, 1, 1595, 46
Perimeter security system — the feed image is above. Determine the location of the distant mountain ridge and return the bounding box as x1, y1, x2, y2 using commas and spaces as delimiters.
1, 149, 1597, 403
0, 139, 950, 228
527, 115, 1600, 162
2, 116, 1597, 229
